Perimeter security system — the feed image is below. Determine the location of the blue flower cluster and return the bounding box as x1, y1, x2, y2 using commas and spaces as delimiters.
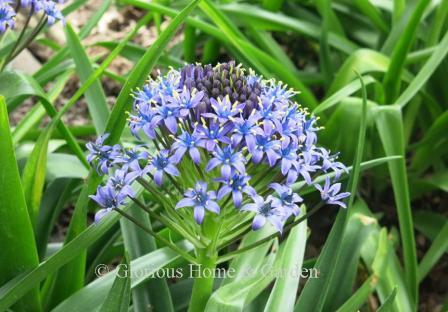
0, 0, 65, 34
88, 62, 350, 232
0, 1, 15, 33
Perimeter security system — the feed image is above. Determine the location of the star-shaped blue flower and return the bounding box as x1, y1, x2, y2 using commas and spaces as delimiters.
147, 149, 179, 186
241, 195, 284, 233
206, 146, 246, 179
314, 176, 350, 208
216, 174, 257, 207
176, 181, 220, 224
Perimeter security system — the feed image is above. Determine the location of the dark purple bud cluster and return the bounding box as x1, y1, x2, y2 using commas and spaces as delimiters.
180, 61, 262, 117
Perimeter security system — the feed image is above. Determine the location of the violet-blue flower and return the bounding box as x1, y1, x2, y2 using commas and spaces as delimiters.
172, 131, 203, 164
315, 176, 350, 208
86, 133, 119, 174
147, 149, 179, 186
113, 147, 149, 176
276, 141, 299, 175
248, 135, 280, 166
241, 195, 284, 233
231, 114, 263, 148
90, 185, 128, 223
318, 148, 348, 179
157, 99, 180, 134
216, 174, 256, 207
268, 183, 303, 217
170, 87, 204, 117
206, 145, 246, 179
196, 120, 232, 152
175, 181, 220, 224
0, 1, 15, 33
106, 169, 136, 198
202, 95, 244, 123
41, 1, 65, 25
128, 103, 161, 140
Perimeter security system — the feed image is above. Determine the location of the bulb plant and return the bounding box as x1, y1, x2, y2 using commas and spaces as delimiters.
0, 0, 65, 71
87, 61, 350, 310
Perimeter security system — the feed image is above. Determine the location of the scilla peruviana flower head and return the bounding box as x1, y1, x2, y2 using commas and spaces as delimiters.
87, 61, 350, 236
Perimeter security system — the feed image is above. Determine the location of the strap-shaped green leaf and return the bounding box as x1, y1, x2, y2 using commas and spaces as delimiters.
98, 257, 131, 312
0, 97, 41, 312
65, 23, 110, 134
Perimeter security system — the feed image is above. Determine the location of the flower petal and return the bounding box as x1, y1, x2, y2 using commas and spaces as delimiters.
194, 206, 205, 224
252, 215, 266, 230
176, 198, 196, 209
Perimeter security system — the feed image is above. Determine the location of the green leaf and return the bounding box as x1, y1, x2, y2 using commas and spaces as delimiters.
0, 201, 152, 310
218, 3, 358, 54
264, 207, 308, 312
0, 97, 41, 312
382, 0, 431, 103
261, 0, 284, 12
295, 74, 368, 312
0, 71, 88, 168
314, 75, 376, 114
120, 204, 174, 312
327, 49, 389, 95
353, 0, 389, 33
21, 120, 55, 226
418, 221, 448, 282
36, 179, 77, 258
221, 224, 276, 287
45, 154, 89, 180
426, 0, 448, 46
52, 243, 192, 312
183, 25, 196, 63
374, 105, 418, 302
413, 210, 447, 241
12, 71, 72, 144
98, 257, 131, 312
376, 287, 398, 312
205, 245, 279, 311
323, 212, 378, 311
357, 200, 414, 312
395, 30, 448, 108
315, 0, 345, 36
65, 23, 110, 134
335, 226, 389, 312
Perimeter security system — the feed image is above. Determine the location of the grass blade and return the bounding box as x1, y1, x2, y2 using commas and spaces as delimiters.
335, 227, 389, 312
418, 221, 448, 282
374, 105, 418, 302
52, 243, 192, 312
295, 74, 369, 311
120, 204, 174, 312
264, 207, 307, 312
382, 0, 431, 103
395, 30, 448, 108
0, 97, 41, 312
98, 257, 131, 312
21, 122, 55, 226
65, 23, 110, 134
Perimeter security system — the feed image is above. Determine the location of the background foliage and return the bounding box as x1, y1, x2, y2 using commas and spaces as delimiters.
0, 0, 447, 311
